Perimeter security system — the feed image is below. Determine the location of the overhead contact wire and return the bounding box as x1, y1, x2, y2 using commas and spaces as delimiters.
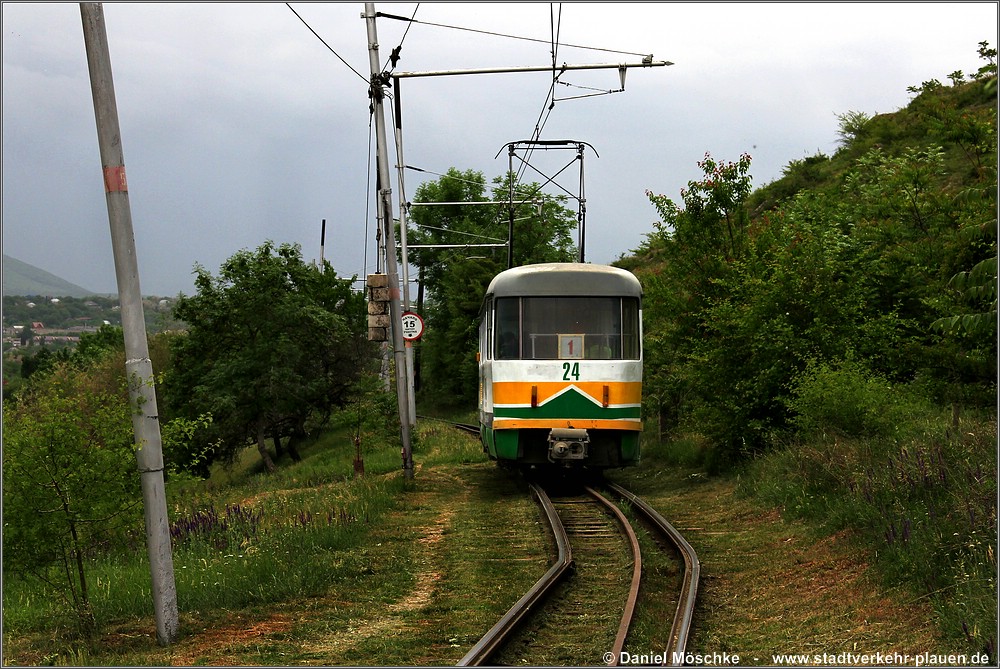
382, 3, 420, 73
285, 3, 368, 83
376, 11, 650, 58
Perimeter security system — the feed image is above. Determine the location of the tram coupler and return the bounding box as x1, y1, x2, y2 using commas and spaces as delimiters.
547, 428, 589, 462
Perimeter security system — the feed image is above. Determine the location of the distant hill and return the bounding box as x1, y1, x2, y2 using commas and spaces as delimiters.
2, 255, 97, 298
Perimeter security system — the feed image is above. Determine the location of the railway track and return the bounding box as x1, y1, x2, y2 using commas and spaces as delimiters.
416, 415, 481, 437
605, 481, 700, 662
451, 422, 481, 436
459, 479, 700, 666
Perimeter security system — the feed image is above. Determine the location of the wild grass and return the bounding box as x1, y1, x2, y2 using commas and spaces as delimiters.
743, 409, 997, 661
1, 410, 513, 665
2, 422, 403, 640
641, 359, 997, 662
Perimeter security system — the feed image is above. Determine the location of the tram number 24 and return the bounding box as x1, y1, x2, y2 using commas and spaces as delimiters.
562, 362, 581, 381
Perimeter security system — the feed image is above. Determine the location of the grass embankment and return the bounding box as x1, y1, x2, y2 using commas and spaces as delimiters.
3, 415, 993, 666
626, 402, 996, 665
610, 457, 976, 665
3, 421, 550, 666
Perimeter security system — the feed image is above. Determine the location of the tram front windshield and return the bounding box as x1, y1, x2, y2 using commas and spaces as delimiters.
495, 296, 640, 360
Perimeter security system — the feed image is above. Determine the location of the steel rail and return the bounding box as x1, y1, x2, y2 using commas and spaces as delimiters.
414, 415, 481, 436
605, 482, 700, 666
584, 486, 643, 666
451, 422, 482, 436
458, 482, 574, 666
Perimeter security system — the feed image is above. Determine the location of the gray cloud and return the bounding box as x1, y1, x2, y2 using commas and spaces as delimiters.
3, 2, 995, 296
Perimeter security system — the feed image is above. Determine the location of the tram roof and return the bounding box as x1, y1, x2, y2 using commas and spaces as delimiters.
486, 262, 642, 298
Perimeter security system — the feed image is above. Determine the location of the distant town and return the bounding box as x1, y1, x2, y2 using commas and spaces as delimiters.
2, 294, 179, 349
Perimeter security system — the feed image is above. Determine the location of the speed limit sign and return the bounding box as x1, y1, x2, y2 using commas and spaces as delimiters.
400, 311, 424, 341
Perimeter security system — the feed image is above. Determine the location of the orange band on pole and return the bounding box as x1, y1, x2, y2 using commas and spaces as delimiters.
103, 165, 128, 193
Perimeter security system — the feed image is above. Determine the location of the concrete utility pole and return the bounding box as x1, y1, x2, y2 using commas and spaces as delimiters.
79, 2, 178, 645
364, 3, 414, 479
391, 78, 416, 426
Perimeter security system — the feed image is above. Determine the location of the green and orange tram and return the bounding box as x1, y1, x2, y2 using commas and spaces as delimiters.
477, 262, 643, 470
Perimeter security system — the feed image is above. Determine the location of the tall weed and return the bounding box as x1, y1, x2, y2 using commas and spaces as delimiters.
746, 358, 996, 659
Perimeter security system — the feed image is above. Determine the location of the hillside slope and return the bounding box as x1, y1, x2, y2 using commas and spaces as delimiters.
615, 60, 996, 658
2, 255, 96, 298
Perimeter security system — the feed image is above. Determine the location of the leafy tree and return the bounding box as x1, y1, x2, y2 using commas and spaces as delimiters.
19, 324, 35, 347
696, 201, 876, 456
3, 331, 215, 634
633, 153, 755, 454
406, 168, 499, 299
974, 39, 998, 85
3, 359, 140, 635
420, 257, 503, 405
658, 152, 754, 263
407, 168, 578, 407
72, 324, 125, 363
166, 241, 369, 474
492, 172, 579, 267
20, 344, 55, 380
634, 57, 996, 464
14, 325, 125, 391
642, 152, 885, 461
932, 255, 998, 338
929, 249, 998, 417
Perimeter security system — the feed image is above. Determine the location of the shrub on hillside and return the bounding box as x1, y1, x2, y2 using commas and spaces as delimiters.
785, 357, 932, 439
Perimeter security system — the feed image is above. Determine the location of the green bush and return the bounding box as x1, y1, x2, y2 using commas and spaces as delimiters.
785, 357, 932, 439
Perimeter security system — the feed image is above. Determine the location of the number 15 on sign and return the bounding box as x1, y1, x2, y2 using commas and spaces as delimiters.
401, 312, 424, 341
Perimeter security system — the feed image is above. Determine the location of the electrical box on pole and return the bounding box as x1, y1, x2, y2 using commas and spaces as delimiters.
367, 273, 390, 342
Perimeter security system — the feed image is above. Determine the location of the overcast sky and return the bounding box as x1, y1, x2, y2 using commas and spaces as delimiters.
3, 2, 996, 297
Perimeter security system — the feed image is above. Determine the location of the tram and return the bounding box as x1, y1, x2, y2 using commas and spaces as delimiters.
477, 263, 643, 469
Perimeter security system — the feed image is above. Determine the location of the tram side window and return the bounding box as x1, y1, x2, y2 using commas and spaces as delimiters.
495, 297, 520, 359
622, 297, 640, 360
